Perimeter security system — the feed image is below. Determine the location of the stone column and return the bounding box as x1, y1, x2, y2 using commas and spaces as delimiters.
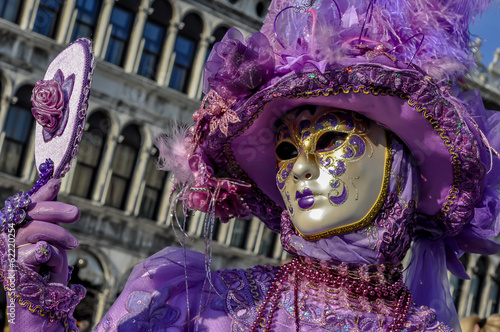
488, 48, 500, 75
187, 35, 214, 99
55, 0, 77, 43
0, 86, 14, 165
19, 0, 38, 30
92, 129, 118, 204
123, 0, 150, 73
126, 144, 150, 215
93, 0, 114, 58
157, 21, 184, 86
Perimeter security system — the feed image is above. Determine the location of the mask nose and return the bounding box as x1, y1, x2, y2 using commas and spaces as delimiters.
292, 151, 320, 181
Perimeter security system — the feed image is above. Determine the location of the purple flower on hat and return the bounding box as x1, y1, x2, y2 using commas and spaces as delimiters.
194, 90, 239, 136
203, 28, 275, 100
186, 153, 251, 222
31, 69, 74, 142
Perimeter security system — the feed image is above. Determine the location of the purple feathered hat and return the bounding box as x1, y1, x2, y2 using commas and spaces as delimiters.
159, 0, 500, 326
168, 0, 499, 232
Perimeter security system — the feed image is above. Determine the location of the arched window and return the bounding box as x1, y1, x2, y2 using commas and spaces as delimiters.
138, 147, 167, 220
68, 249, 106, 332
71, 0, 102, 41
469, 256, 488, 315
33, 0, 63, 38
487, 265, 500, 316
168, 13, 203, 93
137, 1, 172, 80
0, 85, 35, 176
451, 254, 469, 308
0, 0, 21, 23
229, 218, 250, 249
105, 125, 141, 209
255, 0, 270, 18
71, 112, 109, 199
258, 227, 278, 258
484, 265, 500, 317
104, 0, 139, 66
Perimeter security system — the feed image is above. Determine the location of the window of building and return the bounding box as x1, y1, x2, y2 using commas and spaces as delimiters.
0, 0, 21, 23
137, 1, 171, 80
33, 0, 63, 38
171, 192, 193, 231
489, 265, 500, 315
168, 13, 202, 93
0, 86, 35, 176
468, 256, 488, 315
68, 249, 105, 332
104, 0, 139, 66
71, 0, 102, 41
451, 253, 469, 308
138, 148, 167, 220
258, 228, 278, 258
229, 218, 250, 249
137, 22, 165, 79
256, 1, 268, 17
105, 125, 141, 209
70, 112, 109, 199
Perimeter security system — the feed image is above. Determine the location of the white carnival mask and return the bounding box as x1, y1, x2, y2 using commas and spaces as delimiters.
275, 106, 391, 240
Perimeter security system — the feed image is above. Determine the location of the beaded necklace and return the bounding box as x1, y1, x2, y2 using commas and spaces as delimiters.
250, 256, 412, 331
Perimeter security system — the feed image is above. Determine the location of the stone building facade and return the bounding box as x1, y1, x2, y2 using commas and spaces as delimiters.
0, 0, 499, 329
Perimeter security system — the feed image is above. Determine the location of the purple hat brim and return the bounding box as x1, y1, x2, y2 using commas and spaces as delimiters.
206, 61, 483, 234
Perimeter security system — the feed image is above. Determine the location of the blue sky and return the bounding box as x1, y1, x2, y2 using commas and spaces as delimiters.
471, 6, 500, 66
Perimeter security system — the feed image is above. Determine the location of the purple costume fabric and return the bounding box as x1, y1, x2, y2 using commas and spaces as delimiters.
95, 248, 451, 332
3, 2, 500, 331
94, 137, 450, 331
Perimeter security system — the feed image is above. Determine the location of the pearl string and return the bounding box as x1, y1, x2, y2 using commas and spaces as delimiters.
250, 256, 412, 331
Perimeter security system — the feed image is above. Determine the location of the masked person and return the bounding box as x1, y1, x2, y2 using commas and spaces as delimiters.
2, 0, 500, 331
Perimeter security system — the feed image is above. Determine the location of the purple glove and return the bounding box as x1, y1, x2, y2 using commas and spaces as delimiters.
16, 178, 79, 284
1, 179, 84, 332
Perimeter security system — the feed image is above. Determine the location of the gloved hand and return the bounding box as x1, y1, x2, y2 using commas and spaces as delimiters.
1, 178, 84, 332
16, 178, 80, 284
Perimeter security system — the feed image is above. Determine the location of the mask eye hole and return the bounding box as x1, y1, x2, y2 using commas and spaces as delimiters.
316, 131, 348, 153
275, 142, 298, 161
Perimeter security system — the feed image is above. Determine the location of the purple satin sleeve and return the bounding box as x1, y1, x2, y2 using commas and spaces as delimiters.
95, 246, 451, 331
93, 247, 234, 331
